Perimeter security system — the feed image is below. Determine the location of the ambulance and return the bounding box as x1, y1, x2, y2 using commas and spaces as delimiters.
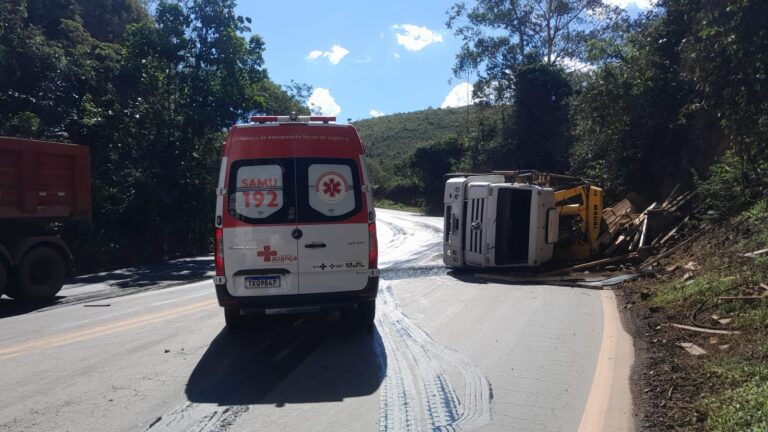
213, 114, 379, 331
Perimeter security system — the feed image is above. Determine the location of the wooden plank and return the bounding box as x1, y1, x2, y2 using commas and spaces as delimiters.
670, 323, 740, 335
605, 234, 627, 255
744, 248, 768, 258
657, 216, 689, 246
629, 225, 643, 251
539, 253, 639, 276
676, 342, 707, 356
639, 216, 650, 247
606, 199, 634, 218
640, 229, 707, 269
718, 294, 768, 301
668, 191, 694, 212
661, 184, 681, 209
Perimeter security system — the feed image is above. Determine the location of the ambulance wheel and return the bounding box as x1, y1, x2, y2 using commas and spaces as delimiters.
224, 308, 248, 333
356, 301, 376, 333
0, 261, 7, 298
12, 246, 66, 301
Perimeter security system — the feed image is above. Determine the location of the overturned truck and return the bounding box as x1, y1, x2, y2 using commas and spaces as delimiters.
443, 171, 604, 269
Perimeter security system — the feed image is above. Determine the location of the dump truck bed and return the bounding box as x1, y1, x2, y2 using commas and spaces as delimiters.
0, 137, 91, 220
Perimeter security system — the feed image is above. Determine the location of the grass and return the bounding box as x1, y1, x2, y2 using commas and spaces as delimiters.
650, 274, 737, 309
374, 199, 423, 213
696, 359, 768, 432
643, 199, 768, 431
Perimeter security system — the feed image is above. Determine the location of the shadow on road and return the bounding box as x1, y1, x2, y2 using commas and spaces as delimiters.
186, 314, 384, 406
0, 256, 215, 318
69, 256, 213, 289
0, 297, 57, 318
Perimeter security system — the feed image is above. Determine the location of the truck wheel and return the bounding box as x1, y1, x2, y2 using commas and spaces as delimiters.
224, 308, 248, 333
0, 261, 7, 298
14, 246, 66, 301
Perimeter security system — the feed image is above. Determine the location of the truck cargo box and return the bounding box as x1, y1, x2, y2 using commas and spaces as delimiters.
0, 137, 91, 220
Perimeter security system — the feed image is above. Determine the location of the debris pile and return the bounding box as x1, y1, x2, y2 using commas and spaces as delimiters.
542, 186, 697, 276
599, 185, 695, 257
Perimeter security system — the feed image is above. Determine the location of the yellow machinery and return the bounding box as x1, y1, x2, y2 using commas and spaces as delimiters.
494, 171, 604, 262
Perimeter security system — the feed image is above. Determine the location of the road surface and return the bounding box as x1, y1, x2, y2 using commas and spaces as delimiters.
0, 208, 633, 431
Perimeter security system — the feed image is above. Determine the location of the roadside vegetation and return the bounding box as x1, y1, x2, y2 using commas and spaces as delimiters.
0, 0, 309, 272
357, 1, 768, 428
630, 205, 768, 429
1, 1, 766, 427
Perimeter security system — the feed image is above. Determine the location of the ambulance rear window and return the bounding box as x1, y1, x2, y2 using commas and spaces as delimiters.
228, 159, 295, 224
298, 158, 362, 223
227, 157, 361, 224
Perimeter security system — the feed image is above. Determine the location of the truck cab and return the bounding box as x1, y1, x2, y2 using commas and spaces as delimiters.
443, 175, 559, 268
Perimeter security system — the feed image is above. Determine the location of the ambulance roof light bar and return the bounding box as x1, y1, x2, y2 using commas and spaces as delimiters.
250, 113, 336, 124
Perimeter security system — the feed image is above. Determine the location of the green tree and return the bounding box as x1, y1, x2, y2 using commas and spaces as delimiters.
681, 0, 768, 199
569, 0, 768, 203
508, 62, 572, 171
447, 0, 625, 102
1, 0, 310, 271
410, 137, 465, 214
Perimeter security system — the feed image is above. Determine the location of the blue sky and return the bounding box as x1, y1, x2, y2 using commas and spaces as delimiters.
237, 1, 653, 122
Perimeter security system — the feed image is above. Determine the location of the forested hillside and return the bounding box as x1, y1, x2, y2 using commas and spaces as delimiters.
361, 0, 767, 220
354, 106, 502, 207
0, 0, 308, 271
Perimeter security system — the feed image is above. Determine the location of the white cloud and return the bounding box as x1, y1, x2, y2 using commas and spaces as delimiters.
392, 24, 444, 51
392, 52, 401, 59
441, 82, 474, 108
603, 0, 656, 9
354, 56, 372, 64
558, 57, 595, 72
306, 45, 350, 65
308, 88, 341, 116
369, 110, 385, 118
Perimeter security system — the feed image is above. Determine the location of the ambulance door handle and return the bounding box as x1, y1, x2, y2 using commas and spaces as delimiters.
304, 242, 327, 249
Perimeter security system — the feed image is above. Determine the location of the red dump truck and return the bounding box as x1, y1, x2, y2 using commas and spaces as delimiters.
0, 137, 91, 301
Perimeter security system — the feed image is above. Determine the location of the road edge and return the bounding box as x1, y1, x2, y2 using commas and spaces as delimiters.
577, 290, 635, 432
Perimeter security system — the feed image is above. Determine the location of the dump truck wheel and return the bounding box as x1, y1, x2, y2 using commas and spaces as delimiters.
14, 246, 66, 301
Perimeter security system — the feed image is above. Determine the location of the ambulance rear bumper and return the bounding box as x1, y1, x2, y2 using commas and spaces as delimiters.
214, 276, 379, 315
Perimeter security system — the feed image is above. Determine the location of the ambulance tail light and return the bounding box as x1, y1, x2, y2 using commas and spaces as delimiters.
368, 222, 378, 269
250, 115, 336, 124
309, 116, 336, 123
215, 227, 225, 276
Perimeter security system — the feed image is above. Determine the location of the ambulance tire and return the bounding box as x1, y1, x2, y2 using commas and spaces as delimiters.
356, 301, 376, 333
224, 307, 248, 333
0, 261, 7, 298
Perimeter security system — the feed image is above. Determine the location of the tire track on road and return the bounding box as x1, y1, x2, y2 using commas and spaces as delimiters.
376, 282, 492, 431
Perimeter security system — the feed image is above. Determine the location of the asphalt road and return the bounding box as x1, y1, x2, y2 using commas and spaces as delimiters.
0, 208, 633, 431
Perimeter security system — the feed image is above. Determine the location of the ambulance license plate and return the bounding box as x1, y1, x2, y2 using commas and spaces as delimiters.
245, 275, 280, 289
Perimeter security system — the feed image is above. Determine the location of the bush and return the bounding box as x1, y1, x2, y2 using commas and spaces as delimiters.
696, 151, 767, 219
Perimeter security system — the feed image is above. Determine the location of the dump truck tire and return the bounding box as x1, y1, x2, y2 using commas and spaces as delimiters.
14, 246, 66, 301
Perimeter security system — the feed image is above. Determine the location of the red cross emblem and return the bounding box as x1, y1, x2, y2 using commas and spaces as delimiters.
257, 245, 278, 262
316, 172, 348, 204
323, 178, 342, 197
